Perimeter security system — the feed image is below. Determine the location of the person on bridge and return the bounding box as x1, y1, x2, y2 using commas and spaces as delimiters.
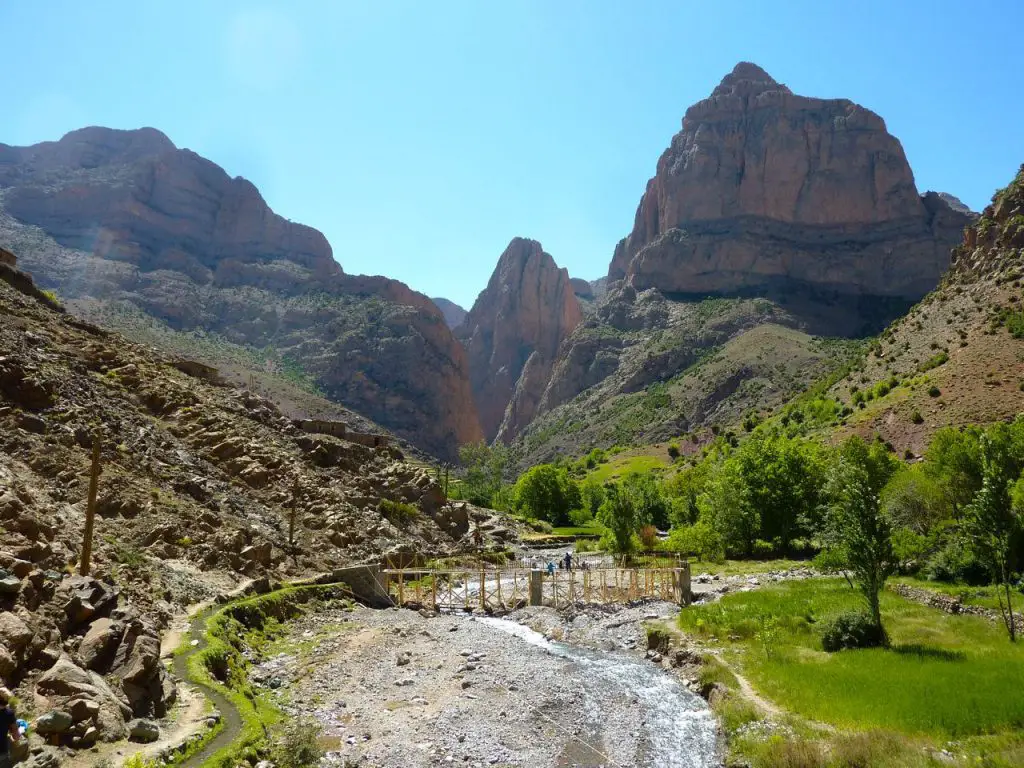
546, 561, 555, 576
564, 552, 572, 571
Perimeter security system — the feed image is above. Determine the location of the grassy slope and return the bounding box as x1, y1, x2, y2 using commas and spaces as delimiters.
680, 579, 1024, 764
513, 299, 864, 470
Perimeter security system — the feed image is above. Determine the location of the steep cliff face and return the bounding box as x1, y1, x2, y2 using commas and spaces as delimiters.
456, 238, 582, 441
0, 127, 482, 459
608, 63, 971, 304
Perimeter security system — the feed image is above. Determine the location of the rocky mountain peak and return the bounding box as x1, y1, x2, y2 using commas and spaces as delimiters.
0, 127, 482, 460
709, 61, 789, 98
608, 63, 972, 329
457, 238, 582, 441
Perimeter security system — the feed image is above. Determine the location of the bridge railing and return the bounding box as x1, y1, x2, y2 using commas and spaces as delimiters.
381, 564, 691, 612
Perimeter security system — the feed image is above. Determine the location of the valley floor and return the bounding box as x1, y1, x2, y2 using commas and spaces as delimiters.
253, 602, 718, 768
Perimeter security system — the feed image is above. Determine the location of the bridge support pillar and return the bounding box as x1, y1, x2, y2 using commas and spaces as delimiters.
529, 569, 543, 606
673, 565, 692, 606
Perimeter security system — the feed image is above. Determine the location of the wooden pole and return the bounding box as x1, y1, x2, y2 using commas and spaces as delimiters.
79, 436, 102, 576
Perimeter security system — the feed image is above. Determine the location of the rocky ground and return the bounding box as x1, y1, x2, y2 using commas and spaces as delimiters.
252, 602, 719, 768
0, 256, 517, 765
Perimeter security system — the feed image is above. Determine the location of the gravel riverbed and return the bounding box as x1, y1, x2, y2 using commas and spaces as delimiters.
251, 602, 720, 768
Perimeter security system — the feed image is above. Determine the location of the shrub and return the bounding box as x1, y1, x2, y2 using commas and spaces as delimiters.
568, 506, 594, 526
821, 610, 887, 652
378, 499, 419, 528
271, 716, 325, 768
925, 540, 989, 585
928, 386, 941, 397
910, 410, 924, 425
639, 524, 659, 550
667, 441, 681, 460
752, 538, 775, 559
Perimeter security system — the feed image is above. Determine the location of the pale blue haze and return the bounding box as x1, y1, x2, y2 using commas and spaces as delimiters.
3, 1, 1021, 307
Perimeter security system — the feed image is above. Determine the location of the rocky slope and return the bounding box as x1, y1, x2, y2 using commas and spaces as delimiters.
0, 252, 513, 754
608, 62, 971, 311
431, 297, 468, 330
0, 127, 482, 460
456, 238, 582, 442
823, 164, 1024, 455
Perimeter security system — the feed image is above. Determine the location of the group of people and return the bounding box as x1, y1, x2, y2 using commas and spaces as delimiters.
541, 551, 590, 575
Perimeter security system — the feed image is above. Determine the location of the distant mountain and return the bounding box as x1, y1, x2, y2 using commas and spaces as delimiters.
431, 297, 468, 330
456, 238, 582, 442
506, 63, 974, 467
0, 126, 483, 459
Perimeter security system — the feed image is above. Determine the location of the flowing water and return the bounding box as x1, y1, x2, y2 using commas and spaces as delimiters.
473, 616, 720, 768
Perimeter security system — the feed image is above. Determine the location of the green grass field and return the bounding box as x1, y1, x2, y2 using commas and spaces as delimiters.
587, 452, 670, 483
680, 579, 1024, 738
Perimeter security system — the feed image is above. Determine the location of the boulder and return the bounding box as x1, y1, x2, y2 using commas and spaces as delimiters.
0, 612, 33, 655
67, 697, 101, 723
77, 617, 119, 671
34, 710, 73, 735
127, 718, 160, 743
0, 575, 21, 594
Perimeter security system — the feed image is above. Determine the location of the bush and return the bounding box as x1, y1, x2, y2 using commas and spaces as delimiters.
667, 441, 681, 460
568, 506, 594, 526
752, 539, 775, 559
910, 410, 924, 425
662, 522, 725, 562
639, 524, 659, 550
925, 540, 989, 585
928, 386, 941, 397
821, 610, 887, 652
378, 499, 419, 528
271, 716, 325, 768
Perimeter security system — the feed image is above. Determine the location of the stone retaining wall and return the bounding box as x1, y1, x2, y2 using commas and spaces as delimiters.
888, 583, 1024, 633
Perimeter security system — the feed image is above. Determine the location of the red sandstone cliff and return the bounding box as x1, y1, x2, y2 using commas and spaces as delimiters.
456, 238, 582, 441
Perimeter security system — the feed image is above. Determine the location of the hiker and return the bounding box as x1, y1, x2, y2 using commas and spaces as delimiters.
564, 551, 572, 572
0, 689, 21, 768
546, 561, 555, 576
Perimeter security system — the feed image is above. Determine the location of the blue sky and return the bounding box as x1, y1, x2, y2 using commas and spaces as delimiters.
3, 1, 1022, 308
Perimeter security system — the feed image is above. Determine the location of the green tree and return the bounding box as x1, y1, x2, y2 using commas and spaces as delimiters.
698, 459, 758, 556
665, 461, 711, 527
621, 471, 670, 530
881, 464, 952, 535
819, 437, 900, 636
734, 432, 825, 553
962, 426, 1024, 641
580, 476, 605, 518
597, 483, 641, 556
924, 427, 984, 515
459, 441, 509, 507
512, 464, 580, 526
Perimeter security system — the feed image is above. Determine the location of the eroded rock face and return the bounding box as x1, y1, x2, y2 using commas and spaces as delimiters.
0, 127, 481, 459
457, 238, 582, 441
608, 62, 971, 303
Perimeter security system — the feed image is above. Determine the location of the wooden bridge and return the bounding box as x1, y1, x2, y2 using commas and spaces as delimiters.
382, 564, 691, 612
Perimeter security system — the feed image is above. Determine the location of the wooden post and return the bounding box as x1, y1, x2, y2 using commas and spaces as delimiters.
464, 572, 470, 611
79, 436, 102, 576
601, 570, 607, 603
398, 571, 404, 606
479, 568, 485, 611
496, 572, 502, 609
431, 575, 437, 610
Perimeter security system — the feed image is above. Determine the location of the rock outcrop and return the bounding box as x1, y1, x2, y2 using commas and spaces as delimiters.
456, 238, 582, 441
431, 297, 468, 330
0, 127, 481, 459
608, 63, 972, 308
